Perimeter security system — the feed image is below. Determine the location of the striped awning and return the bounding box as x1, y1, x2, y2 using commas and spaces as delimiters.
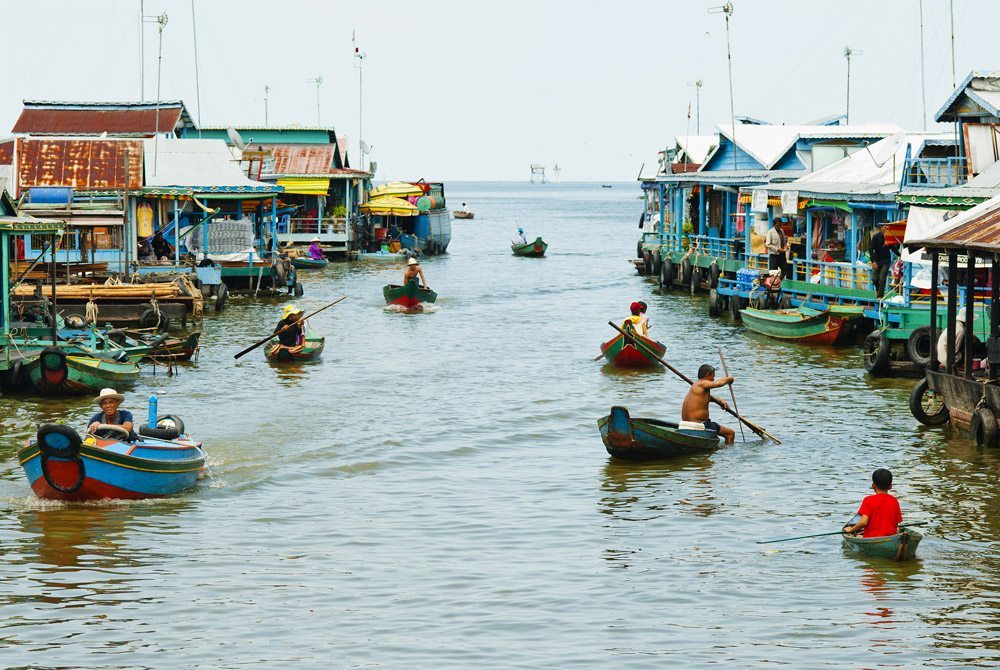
276, 177, 331, 195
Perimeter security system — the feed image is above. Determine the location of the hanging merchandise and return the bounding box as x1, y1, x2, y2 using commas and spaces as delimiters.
137, 202, 154, 238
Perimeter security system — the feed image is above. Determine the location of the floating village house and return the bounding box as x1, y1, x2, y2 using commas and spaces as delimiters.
195, 126, 370, 256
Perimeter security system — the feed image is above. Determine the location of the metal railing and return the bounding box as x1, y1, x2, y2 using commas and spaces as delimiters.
282, 217, 348, 236
687, 234, 739, 259
792, 258, 871, 289
902, 157, 968, 189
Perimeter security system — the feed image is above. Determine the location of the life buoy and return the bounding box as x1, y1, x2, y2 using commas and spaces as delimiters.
908, 378, 948, 425
906, 326, 932, 368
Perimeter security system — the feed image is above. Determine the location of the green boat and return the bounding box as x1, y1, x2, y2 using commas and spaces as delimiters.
24, 345, 140, 395
842, 523, 923, 561
265, 335, 325, 362
597, 406, 720, 461
740, 305, 852, 345
291, 257, 329, 270
512, 237, 547, 257
383, 281, 438, 310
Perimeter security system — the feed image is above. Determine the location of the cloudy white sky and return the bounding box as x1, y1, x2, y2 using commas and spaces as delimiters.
2, 1, 994, 180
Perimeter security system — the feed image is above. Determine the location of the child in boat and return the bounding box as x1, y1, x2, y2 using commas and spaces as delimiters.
622, 301, 650, 337
843, 468, 902, 538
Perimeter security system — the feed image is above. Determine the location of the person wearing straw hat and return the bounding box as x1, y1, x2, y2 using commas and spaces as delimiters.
273, 305, 306, 352
402, 257, 429, 289
307, 237, 325, 261
87, 388, 134, 435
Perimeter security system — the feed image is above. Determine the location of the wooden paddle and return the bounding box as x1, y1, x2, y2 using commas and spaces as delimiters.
234, 296, 346, 359
718, 349, 746, 443
757, 521, 928, 544
607, 321, 780, 444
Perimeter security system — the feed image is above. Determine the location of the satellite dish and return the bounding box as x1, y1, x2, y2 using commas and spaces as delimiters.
226, 128, 246, 151
359, 140, 370, 154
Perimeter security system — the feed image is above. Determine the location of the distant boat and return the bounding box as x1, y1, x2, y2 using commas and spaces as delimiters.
601, 184, 613, 188
453, 210, 475, 220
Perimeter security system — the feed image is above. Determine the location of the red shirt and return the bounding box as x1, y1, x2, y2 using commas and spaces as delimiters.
857, 493, 902, 538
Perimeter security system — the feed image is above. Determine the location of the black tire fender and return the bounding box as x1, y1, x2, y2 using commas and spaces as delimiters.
908, 378, 949, 425
863, 331, 892, 374
661, 259, 674, 289
214, 283, 228, 312
294, 281, 304, 297
37, 423, 83, 459
642, 250, 653, 275
681, 259, 693, 286
636, 240, 643, 260
709, 262, 721, 289
971, 406, 999, 449
139, 309, 169, 332
138, 414, 183, 440
906, 326, 932, 368
156, 414, 185, 434
729, 295, 742, 322
708, 288, 721, 317
652, 252, 663, 277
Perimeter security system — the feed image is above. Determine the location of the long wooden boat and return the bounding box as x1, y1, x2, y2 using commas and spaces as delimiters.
453, 210, 475, 219
739, 305, 849, 345
383, 281, 438, 310
842, 523, 923, 561
512, 237, 547, 257
18, 422, 205, 501
600, 329, 666, 368
24, 346, 140, 395
291, 257, 329, 270
265, 335, 325, 362
597, 406, 720, 461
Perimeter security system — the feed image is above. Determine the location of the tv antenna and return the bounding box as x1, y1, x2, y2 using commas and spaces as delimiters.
844, 46, 863, 124
687, 80, 703, 133
708, 3, 737, 169
307, 76, 323, 125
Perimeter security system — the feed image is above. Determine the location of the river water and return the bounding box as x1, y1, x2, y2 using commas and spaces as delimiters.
2, 181, 999, 668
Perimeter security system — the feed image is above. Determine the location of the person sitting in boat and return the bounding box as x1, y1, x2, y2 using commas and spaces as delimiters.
272, 305, 306, 352
87, 388, 134, 437
403, 257, 429, 289
138, 238, 157, 262
622, 301, 650, 338
842, 468, 902, 538
513, 228, 528, 245
307, 238, 325, 260
152, 235, 174, 261
680, 364, 735, 445
935, 311, 987, 371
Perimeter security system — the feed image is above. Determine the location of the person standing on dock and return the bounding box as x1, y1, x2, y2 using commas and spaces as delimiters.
765, 218, 790, 279
403, 257, 429, 289
680, 364, 736, 445
869, 226, 896, 299
842, 469, 902, 538
513, 228, 527, 245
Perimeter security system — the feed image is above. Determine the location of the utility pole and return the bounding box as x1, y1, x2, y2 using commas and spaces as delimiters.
264, 85, 271, 126
191, 0, 203, 134
844, 46, 862, 124
307, 76, 323, 126
354, 30, 366, 171
687, 80, 703, 134
153, 12, 168, 175
919, 0, 927, 130
949, 0, 956, 89
709, 3, 737, 169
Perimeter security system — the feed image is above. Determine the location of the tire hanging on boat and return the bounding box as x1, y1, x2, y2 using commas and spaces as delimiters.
214, 283, 228, 312
660, 259, 674, 289
908, 378, 949, 425
708, 289, 721, 317
906, 326, 932, 368
36, 424, 85, 494
139, 309, 170, 331
729, 294, 742, 322
709, 262, 720, 289
862, 331, 891, 374
652, 252, 662, 277
970, 406, 999, 449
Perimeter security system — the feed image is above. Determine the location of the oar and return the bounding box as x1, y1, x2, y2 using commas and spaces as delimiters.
607, 321, 781, 444
757, 521, 928, 545
234, 296, 346, 359
718, 349, 745, 443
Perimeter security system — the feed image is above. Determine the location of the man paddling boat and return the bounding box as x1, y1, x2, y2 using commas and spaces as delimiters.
680, 364, 735, 445
272, 305, 306, 353
403, 257, 429, 289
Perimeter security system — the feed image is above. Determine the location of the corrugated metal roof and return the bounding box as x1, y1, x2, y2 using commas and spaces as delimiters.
0, 139, 13, 165
17, 138, 143, 194
13, 100, 192, 136
336, 134, 349, 168
934, 70, 1000, 122
652, 169, 806, 186
714, 123, 902, 170
262, 144, 335, 176
674, 135, 716, 165
907, 192, 1000, 251
142, 138, 276, 194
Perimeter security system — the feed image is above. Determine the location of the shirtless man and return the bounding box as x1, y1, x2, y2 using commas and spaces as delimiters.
403, 257, 429, 288
681, 364, 736, 445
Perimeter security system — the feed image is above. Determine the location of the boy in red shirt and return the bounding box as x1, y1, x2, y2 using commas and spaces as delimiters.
843, 468, 902, 538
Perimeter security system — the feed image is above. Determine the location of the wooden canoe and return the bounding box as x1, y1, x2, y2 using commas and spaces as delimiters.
383, 281, 438, 310
25, 346, 140, 395
265, 335, 325, 362
598, 406, 720, 461
739, 306, 847, 345
511, 237, 547, 257
600, 328, 666, 368
291, 257, 329, 269
842, 524, 923, 561
453, 211, 475, 219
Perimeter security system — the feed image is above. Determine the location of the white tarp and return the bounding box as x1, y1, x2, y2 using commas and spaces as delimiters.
780, 190, 799, 215
751, 188, 769, 213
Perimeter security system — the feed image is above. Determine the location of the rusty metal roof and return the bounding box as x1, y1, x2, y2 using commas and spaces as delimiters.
17, 138, 143, 193
12, 100, 193, 137
264, 144, 336, 176
907, 193, 1000, 253
0, 139, 13, 166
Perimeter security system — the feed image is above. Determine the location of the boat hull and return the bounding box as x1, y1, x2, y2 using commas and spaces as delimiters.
26, 350, 140, 395
740, 306, 845, 345
600, 331, 666, 368
18, 434, 205, 501
598, 406, 720, 461
265, 335, 325, 362
383, 281, 438, 310
512, 237, 547, 257
453, 211, 474, 219
842, 528, 923, 560
291, 257, 329, 269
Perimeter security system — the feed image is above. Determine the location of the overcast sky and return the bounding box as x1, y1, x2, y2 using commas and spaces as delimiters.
2, 1, 995, 181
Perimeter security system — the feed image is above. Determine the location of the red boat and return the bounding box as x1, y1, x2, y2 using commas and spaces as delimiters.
600, 330, 666, 368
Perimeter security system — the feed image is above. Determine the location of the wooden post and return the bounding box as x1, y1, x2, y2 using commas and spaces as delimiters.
964, 252, 975, 379
698, 184, 706, 236
947, 252, 958, 372
929, 250, 939, 370
992, 253, 1000, 381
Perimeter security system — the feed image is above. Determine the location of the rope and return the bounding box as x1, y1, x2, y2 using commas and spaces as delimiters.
85, 298, 99, 325
176, 275, 204, 321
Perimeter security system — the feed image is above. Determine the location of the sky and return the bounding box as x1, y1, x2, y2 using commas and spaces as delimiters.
2, 0, 996, 181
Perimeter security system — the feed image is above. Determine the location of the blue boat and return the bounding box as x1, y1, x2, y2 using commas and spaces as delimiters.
17, 402, 205, 501
597, 405, 720, 460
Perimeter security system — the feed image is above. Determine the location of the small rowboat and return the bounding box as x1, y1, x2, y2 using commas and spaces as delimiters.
453, 210, 475, 219
25, 346, 140, 395
739, 306, 849, 345
291, 256, 329, 270
265, 335, 325, 362
18, 420, 205, 501
600, 328, 666, 368
842, 520, 923, 561
598, 406, 720, 461
383, 280, 438, 310
512, 237, 547, 257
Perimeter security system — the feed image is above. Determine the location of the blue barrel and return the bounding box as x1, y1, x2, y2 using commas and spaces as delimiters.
28, 187, 73, 204
399, 233, 416, 250
413, 215, 431, 239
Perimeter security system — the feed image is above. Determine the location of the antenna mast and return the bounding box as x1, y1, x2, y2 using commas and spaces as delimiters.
307, 76, 323, 126
153, 12, 168, 176
844, 46, 863, 124
264, 85, 271, 126
191, 0, 203, 135
709, 3, 737, 170
354, 31, 366, 171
